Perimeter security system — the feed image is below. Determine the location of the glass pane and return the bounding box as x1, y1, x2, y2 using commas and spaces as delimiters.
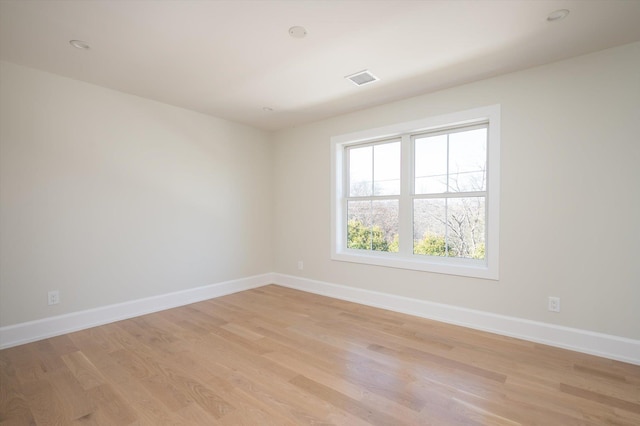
447, 197, 485, 259
449, 128, 487, 192
373, 142, 400, 195
372, 200, 399, 252
347, 200, 372, 250
349, 146, 372, 196
415, 135, 447, 194
413, 199, 447, 256
347, 200, 399, 252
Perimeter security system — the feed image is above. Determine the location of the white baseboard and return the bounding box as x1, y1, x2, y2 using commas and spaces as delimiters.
2, 272, 638, 366
0, 273, 275, 350
273, 273, 640, 366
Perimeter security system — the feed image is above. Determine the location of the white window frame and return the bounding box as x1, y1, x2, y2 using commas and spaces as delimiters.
331, 105, 500, 280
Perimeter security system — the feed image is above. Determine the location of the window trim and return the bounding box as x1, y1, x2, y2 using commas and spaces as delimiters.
331, 105, 500, 280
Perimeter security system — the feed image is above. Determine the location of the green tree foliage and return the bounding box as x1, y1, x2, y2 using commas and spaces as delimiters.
348, 220, 483, 258
347, 220, 398, 252
473, 243, 485, 260
388, 234, 399, 253
413, 233, 452, 256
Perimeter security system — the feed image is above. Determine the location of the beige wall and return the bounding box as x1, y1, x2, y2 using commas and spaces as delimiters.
0, 61, 273, 326
2, 42, 639, 342
273, 42, 640, 340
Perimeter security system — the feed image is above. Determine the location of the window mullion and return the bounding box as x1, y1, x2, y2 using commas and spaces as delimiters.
370, 144, 375, 196
412, 190, 487, 200
399, 134, 413, 256
445, 134, 450, 256
342, 147, 349, 250
370, 145, 375, 250
368, 199, 373, 251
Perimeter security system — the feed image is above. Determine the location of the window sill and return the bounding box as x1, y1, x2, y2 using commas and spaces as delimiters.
331, 250, 498, 280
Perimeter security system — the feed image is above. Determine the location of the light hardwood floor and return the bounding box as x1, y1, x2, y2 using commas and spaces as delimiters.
1, 285, 639, 425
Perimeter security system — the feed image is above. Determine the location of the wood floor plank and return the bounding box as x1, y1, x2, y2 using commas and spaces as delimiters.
181, 353, 316, 425
60, 351, 107, 391
0, 358, 36, 425
503, 378, 639, 426
559, 382, 640, 414
82, 383, 139, 425
289, 374, 406, 426
173, 402, 222, 425
2, 284, 639, 425
21, 379, 69, 425
46, 370, 95, 421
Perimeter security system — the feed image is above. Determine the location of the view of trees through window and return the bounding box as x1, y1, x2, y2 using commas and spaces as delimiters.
347, 141, 400, 252
346, 126, 487, 260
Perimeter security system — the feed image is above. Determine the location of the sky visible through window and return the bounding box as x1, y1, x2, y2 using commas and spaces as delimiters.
416, 128, 486, 194
349, 129, 486, 196
349, 141, 400, 197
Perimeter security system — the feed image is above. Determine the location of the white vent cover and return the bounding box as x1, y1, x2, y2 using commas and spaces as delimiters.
345, 70, 379, 86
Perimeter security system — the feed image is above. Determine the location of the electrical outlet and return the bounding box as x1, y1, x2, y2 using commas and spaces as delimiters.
548, 296, 560, 312
48, 290, 60, 305
297, 260, 304, 270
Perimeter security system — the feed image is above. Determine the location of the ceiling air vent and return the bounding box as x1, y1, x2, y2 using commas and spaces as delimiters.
345, 70, 379, 86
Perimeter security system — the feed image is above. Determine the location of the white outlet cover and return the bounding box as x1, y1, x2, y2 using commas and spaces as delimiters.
548, 296, 560, 312
48, 290, 60, 305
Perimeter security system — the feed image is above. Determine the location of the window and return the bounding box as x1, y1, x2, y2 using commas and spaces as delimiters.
346, 140, 401, 252
331, 105, 500, 279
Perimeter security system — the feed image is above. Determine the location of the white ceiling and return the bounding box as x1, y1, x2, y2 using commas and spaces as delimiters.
1, 0, 640, 131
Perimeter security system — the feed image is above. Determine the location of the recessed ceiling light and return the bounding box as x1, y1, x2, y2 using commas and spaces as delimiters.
69, 40, 90, 50
345, 70, 379, 87
547, 9, 569, 22
289, 26, 307, 39
262, 107, 274, 112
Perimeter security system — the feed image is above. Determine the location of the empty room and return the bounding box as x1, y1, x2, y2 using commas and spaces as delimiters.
1, 0, 639, 424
